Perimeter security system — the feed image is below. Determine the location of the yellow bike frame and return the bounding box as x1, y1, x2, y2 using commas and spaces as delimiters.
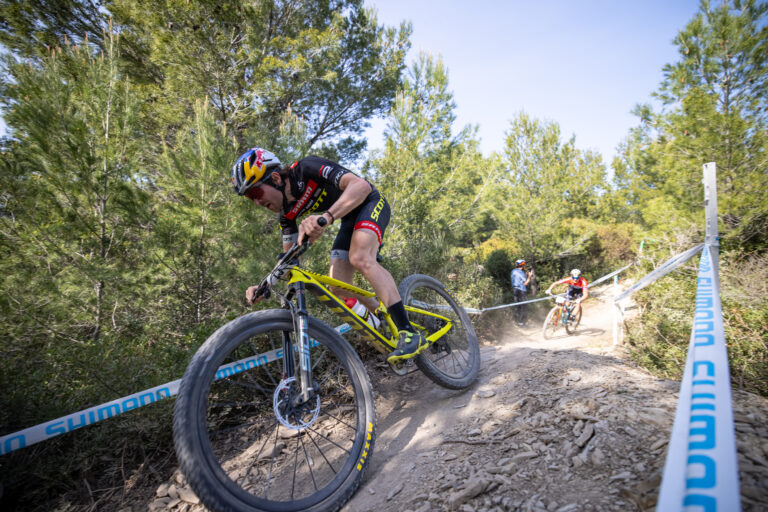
285, 267, 454, 355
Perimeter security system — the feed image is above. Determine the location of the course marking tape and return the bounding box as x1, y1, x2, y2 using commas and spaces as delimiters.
0, 323, 352, 456
464, 262, 635, 314
656, 245, 740, 511
614, 244, 704, 303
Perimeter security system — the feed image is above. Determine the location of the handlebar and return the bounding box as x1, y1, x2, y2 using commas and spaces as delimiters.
253, 216, 329, 302
253, 238, 311, 300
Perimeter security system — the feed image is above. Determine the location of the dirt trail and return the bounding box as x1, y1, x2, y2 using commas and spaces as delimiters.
150, 285, 768, 512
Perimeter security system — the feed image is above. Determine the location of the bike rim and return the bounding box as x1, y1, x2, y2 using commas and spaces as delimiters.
198, 322, 367, 509
405, 284, 474, 379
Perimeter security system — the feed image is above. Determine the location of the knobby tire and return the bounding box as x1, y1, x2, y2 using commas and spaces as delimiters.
173, 310, 376, 512
542, 306, 563, 339
565, 307, 582, 335
398, 274, 480, 389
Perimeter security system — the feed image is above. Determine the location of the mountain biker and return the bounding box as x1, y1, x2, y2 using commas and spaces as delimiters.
510, 259, 531, 326
545, 269, 589, 317
231, 147, 427, 364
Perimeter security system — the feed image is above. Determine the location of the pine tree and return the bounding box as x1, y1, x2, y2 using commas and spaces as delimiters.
107, 0, 411, 160
491, 113, 606, 268
153, 99, 239, 327
0, 25, 148, 418
369, 53, 489, 275
618, 0, 768, 249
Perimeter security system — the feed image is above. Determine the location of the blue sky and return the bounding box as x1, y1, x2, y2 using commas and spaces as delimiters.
363, 0, 702, 165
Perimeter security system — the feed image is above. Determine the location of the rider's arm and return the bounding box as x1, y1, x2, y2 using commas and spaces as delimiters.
546, 277, 568, 293
299, 173, 371, 243
324, 173, 371, 221
581, 280, 589, 300
280, 217, 299, 251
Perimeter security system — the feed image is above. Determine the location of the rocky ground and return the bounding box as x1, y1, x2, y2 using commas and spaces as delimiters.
145, 285, 768, 512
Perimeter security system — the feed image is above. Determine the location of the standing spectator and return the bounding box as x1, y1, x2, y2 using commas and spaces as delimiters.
510, 259, 532, 326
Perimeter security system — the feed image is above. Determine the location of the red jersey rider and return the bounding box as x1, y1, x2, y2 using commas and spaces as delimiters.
546, 269, 589, 317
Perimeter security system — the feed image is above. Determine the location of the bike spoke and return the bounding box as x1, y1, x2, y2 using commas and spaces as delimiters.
317, 408, 357, 431
311, 345, 331, 371
265, 426, 281, 500
304, 428, 339, 475
304, 424, 354, 455
291, 434, 300, 500
299, 434, 320, 492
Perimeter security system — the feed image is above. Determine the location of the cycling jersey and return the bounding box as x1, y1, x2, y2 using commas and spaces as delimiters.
278, 156, 390, 258
565, 277, 588, 300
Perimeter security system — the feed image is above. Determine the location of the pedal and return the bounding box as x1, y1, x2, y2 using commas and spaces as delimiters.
388, 359, 409, 376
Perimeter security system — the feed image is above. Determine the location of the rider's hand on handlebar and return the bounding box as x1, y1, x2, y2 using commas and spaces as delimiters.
246, 285, 265, 306
545, 289, 552, 295
298, 215, 327, 245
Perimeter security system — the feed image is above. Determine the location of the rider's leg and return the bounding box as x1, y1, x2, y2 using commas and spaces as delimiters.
348, 229, 427, 362
347, 229, 400, 309
329, 256, 379, 312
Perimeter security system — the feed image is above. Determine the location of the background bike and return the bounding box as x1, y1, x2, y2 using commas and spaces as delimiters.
542, 296, 582, 339
173, 235, 479, 512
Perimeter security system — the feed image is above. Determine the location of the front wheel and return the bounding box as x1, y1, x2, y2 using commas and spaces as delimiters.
398, 274, 480, 389
565, 306, 582, 335
173, 310, 376, 512
542, 306, 563, 339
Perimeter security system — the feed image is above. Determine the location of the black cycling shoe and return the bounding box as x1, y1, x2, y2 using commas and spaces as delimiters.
387, 330, 429, 364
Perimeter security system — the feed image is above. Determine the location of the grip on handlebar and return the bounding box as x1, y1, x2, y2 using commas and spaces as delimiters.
317, 216, 327, 227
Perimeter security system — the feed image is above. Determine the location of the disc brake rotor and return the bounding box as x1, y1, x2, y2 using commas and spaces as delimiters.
273, 377, 321, 430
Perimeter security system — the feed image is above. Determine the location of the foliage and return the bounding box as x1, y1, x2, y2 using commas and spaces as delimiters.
0, 1, 767, 510
367, 52, 493, 280
107, 0, 412, 162
483, 249, 513, 290
614, 0, 768, 249
488, 113, 608, 271
620, 0, 768, 397
0, 0, 105, 58
627, 245, 768, 396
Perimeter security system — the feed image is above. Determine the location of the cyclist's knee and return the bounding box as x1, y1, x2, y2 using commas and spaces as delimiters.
348, 250, 376, 275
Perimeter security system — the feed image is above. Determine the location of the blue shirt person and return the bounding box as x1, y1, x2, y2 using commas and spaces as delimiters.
510, 259, 532, 326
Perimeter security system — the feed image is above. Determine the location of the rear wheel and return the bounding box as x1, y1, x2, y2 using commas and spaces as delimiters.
542, 306, 563, 339
173, 310, 376, 512
398, 274, 480, 389
565, 306, 582, 335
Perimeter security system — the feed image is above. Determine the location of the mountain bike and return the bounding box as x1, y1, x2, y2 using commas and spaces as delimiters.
173, 234, 479, 512
542, 295, 582, 339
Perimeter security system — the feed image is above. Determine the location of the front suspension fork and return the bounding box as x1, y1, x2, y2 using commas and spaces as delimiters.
281, 282, 315, 405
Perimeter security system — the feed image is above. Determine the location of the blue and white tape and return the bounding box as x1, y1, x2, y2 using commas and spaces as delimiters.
0, 323, 352, 456
656, 245, 740, 511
